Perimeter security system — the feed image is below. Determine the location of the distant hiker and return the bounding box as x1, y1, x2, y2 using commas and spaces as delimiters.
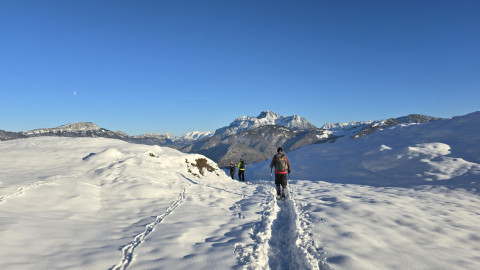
229, 161, 236, 179
238, 159, 246, 181
270, 147, 291, 199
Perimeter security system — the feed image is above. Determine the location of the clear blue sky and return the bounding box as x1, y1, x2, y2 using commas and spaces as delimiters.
1, 0, 479, 136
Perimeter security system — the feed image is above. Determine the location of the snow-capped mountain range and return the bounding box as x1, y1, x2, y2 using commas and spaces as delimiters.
214, 111, 318, 137
0, 122, 212, 145
14, 122, 128, 141
179, 112, 444, 167
0, 111, 443, 167
132, 131, 213, 143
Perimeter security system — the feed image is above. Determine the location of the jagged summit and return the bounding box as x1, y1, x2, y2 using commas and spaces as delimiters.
257, 110, 281, 119
215, 111, 318, 137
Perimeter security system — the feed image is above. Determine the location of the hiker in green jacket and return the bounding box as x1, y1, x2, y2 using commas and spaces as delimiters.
237, 159, 246, 181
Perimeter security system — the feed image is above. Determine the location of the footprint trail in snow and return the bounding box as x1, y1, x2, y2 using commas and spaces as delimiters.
236, 181, 330, 270
111, 183, 191, 270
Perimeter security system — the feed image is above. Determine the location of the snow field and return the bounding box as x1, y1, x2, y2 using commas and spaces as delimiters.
127, 176, 257, 269
0, 137, 261, 269
293, 180, 480, 269
1, 111, 480, 270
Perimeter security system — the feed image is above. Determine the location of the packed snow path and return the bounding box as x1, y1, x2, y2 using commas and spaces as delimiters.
109, 177, 330, 270
235, 181, 330, 270
268, 198, 294, 269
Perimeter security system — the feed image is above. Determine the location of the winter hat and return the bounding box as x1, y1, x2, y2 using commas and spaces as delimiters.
277, 147, 283, 153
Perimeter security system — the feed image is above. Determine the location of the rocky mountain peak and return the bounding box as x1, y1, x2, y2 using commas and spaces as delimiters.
56, 122, 101, 131
214, 111, 318, 137
257, 111, 280, 120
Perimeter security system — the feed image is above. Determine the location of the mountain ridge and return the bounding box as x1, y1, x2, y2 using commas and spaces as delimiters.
214, 110, 318, 137
0, 111, 447, 167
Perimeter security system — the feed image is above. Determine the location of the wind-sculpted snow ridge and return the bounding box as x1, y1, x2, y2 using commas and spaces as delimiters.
111, 183, 192, 270
235, 182, 330, 270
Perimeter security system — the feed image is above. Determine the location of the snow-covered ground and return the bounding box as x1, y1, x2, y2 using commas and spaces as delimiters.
250, 111, 480, 188
0, 137, 328, 269
1, 111, 479, 270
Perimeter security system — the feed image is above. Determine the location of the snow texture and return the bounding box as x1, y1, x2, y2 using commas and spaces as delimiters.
1, 111, 480, 270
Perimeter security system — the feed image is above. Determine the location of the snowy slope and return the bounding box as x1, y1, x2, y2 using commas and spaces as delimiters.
0, 137, 329, 270
244, 111, 480, 269
0, 137, 251, 269
1, 111, 480, 270
249, 111, 480, 188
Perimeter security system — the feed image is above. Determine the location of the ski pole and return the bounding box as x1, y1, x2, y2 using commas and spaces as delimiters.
270, 168, 272, 185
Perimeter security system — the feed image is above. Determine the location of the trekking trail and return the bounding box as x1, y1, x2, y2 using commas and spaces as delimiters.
236, 181, 331, 270
0, 152, 127, 206
0, 173, 80, 205
110, 182, 191, 270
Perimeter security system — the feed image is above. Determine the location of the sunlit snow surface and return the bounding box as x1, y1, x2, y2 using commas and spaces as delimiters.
1, 112, 480, 270
250, 112, 480, 187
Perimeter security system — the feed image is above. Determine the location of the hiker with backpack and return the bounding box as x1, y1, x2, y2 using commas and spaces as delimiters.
237, 159, 246, 181
270, 147, 291, 200
229, 161, 236, 179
